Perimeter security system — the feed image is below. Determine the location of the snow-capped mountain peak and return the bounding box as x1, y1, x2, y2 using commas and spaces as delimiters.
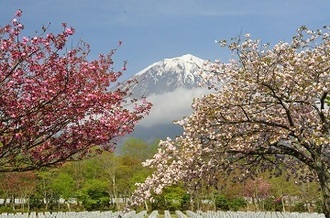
136, 54, 204, 76
132, 54, 206, 97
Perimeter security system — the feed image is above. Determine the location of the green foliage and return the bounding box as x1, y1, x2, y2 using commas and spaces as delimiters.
121, 138, 159, 161
34, 169, 63, 211
50, 173, 75, 200
326, 95, 330, 107
0, 206, 14, 213
82, 197, 109, 211
228, 197, 247, 211
262, 197, 283, 211
80, 179, 110, 211
151, 185, 190, 211
214, 195, 229, 211
80, 157, 106, 180
214, 194, 246, 211
148, 139, 160, 157
315, 199, 323, 213
29, 194, 44, 210
292, 202, 307, 212
181, 193, 191, 210
269, 174, 300, 197
163, 186, 186, 211
121, 138, 149, 161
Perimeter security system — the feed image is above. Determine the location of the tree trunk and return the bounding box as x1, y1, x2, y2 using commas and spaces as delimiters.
27, 197, 30, 213
144, 200, 149, 211
10, 194, 15, 211
66, 201, 71, 211
4, 194, 8, 207
112, 176, 118, 210
317, 164, 330, 218
281, 197, 285, 213
43, 181, 48, 211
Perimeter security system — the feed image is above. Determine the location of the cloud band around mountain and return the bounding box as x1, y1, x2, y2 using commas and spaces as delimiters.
138, 87, 211, 128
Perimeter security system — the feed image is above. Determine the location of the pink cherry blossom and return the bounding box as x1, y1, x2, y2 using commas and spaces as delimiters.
15, 9, 22, 17
65, 27, 75, 35
0, 12, 152, 172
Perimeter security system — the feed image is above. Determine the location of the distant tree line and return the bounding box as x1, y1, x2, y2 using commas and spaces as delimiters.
0, 138, 156, 212
0, 138, 322, 213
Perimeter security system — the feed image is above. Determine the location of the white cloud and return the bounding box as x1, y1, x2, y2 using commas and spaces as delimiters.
138, 87, 212, 128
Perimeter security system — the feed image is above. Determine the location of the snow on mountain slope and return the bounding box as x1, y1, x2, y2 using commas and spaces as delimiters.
130, 54, 208, 97
135, 54, 205, 77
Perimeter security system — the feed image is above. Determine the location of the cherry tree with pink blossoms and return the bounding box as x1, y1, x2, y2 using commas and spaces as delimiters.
0, 11, 151, 172
131, 26, 330, 217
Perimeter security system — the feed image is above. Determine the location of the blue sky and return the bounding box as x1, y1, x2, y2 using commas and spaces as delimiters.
1, 0, 330, 80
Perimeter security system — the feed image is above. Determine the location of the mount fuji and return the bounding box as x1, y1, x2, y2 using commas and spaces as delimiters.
129, 54, 208, 97
123, 54, 213, 143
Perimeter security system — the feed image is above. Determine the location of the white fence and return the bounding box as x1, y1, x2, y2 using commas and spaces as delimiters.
0, 210, 326, 218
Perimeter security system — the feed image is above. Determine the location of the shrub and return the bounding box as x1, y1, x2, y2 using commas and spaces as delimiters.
0, 206, 13, 213
215, 195, 229, 211
292, 202, 307, 212
228, 197, 247, 211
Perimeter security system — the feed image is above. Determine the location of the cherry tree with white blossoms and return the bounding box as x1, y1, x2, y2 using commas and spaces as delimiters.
131, 26, 330, 217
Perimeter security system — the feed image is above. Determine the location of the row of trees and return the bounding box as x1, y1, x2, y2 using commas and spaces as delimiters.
0, 138, 322, 213
0, 138, 157, 212
148, 171, 322, 213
